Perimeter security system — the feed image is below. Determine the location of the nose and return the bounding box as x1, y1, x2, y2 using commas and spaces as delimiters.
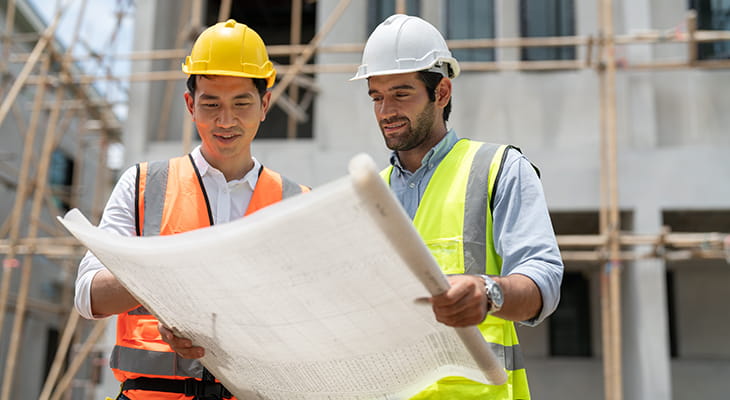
376, 97, 397, 119
216, 106, 235, 128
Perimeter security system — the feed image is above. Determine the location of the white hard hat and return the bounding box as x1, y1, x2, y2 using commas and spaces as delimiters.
351, 14, 460, 81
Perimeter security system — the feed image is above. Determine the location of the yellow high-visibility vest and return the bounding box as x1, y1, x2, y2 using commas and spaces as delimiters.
382, 139, 530, 400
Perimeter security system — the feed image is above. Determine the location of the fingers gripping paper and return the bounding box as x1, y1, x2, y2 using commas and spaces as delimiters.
59, 154, 507, 399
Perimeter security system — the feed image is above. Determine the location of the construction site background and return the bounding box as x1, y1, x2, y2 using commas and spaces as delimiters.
0, 1, 729, 399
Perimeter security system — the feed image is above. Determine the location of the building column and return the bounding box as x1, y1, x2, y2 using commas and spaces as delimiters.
620, 1, 669, 396
623, 204, 672, 400
122, 0, 157, 167
495, 0, 519, 62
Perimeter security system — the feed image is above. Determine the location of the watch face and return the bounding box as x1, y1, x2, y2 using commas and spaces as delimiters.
489, 284, 504, 308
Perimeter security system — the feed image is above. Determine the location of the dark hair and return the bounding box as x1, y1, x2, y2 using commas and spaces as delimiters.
417, 71, 452, 123
186, 75, 268, 99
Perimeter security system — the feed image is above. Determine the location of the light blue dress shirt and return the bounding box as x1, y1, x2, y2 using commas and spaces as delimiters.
388, 130, 564, 325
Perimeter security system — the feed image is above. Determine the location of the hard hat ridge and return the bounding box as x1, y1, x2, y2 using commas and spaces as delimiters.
351, 14, 460, 81
182, 19, 276, 88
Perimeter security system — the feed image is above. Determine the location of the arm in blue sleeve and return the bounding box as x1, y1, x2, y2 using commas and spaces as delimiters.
492, 149, 564, 326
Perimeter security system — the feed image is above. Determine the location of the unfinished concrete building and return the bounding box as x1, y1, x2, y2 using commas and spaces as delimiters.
0, 0, 728, 399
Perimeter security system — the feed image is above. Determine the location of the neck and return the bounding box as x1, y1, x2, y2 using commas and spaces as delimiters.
398, 127, 448, 173
200, 149, 254, 181
220, 158, 255, 181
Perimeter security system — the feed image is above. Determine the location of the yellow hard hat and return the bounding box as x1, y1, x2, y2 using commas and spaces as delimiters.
182, 19, 276, 88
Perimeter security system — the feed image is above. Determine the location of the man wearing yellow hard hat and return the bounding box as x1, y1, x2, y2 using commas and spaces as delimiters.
73, 20, 308, 400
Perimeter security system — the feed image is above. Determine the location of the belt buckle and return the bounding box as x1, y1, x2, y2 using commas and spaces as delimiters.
183, 378, 232, 399
183, 378, 201, 397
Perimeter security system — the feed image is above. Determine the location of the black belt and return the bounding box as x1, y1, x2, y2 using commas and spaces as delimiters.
122, 377, 232, 399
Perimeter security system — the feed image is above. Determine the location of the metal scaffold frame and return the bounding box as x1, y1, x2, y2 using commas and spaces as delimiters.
0, 0, 728, 399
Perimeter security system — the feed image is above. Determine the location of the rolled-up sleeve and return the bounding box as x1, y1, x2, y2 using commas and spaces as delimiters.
74, 166, 137, 319
492, 149, 564, 326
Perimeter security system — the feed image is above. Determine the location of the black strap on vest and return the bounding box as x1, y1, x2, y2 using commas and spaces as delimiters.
121, 377, 232, 399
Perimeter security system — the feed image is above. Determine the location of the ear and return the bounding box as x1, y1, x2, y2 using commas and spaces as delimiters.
184, 92, 195, 117
260, 91, 272, 122
435, 78, 452, 109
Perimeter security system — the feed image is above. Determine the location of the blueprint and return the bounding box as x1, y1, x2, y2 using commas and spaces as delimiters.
59, 154, 506, 399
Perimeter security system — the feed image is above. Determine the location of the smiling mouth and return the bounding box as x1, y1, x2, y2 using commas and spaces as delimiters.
213, 130, 242, 140
382, 120, 408, 132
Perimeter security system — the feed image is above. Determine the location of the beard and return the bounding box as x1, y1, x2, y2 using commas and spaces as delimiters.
380, 101, 436, 151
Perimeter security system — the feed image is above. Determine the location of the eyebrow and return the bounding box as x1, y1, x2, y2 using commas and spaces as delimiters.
233, 93, 256, 100
368, 84, 416, 96
199, 92, 256, 100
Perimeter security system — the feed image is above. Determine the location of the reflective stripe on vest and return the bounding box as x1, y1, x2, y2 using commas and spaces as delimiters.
112, 154, 308, 387
111, 346, 203, 378
382, 140, 530, 399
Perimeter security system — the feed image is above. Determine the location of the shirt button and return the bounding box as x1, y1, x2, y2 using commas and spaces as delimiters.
409, 183, 415, 188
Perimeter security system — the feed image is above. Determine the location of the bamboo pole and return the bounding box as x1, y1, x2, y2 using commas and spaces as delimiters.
0, 243, 84, 258
269, 0, 352, 105
10, 29, 730, 65
5, 293, 66, 314
21, 54, 730, 85
0, 7, 64, 130
1, 79, 65, 400
2, 231, 728, 259
585, 36, 595, 68
287, 0, 303, 139
0, 56, 51, 350
217, 0, 232, 22
687, 11, 698, 66
190, 0, 203, 34
48, 319, 109, 400
38, 311, 80, 400
0, 237, 81, 248
63, 0, 87, 64
599, 0, 623, 399
0, 0, 16, 81
15, 28, 730, 86
597, 26, 614, 400
179, 0, 203, 153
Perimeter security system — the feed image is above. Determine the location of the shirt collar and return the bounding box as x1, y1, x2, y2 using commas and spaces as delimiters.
190, 145, 260, 190
389, 129, 459, 173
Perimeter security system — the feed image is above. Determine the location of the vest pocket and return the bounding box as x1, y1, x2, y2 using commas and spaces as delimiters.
424, 238, 464, 275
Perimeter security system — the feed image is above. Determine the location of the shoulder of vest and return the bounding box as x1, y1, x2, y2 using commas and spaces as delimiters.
259, 165, 310, 193
500, 144, 541, 178
258, 165, 283, 184
379, 165, 393, 179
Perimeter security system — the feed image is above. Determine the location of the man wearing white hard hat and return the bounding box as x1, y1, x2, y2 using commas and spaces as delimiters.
352, 14, 564, 399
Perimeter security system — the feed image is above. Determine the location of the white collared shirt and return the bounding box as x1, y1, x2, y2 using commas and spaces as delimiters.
74, 146, 261, 319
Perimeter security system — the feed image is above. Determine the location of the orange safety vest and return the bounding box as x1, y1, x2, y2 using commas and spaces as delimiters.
112, 154, 309, 400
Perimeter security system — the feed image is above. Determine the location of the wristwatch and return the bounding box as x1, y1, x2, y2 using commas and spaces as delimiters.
479, 274, 504, 314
